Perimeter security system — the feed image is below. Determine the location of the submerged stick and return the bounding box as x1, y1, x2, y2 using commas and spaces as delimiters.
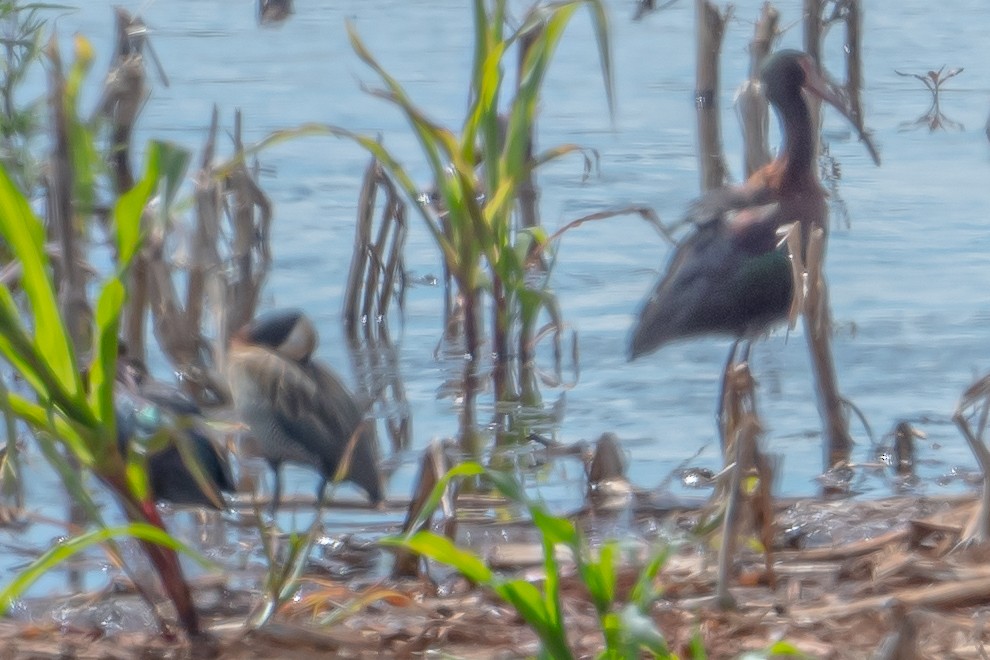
803, 229, 854, 471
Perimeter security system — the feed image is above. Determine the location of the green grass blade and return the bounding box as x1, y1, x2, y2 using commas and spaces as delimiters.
0, 522, 208, 612
64, 36, 101, 216
398, 460, 487, 535
495, 579, 573, 660
115, 141, 162, 268
381, 531, 494, 585
530, 506, 578, 546
581, 540, 617, 612
4, 393, 93, 465
155, 141, 192, 210
630, 545, 670, 608
583, 0, 615, 120
87, 278, 124, 430
0, 165, 81, 403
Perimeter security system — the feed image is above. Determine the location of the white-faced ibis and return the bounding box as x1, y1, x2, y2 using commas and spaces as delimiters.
226, 309, 383, 512
116, 356, 235, 509
628, 49, 879, 443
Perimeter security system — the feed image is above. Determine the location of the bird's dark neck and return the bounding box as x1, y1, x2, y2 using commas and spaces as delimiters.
776, 92, 817, 188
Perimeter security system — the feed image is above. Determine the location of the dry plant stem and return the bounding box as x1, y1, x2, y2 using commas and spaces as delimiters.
715, 363, 762, 610
694, 0, 731, 192
145, 107, 269, 403
102, 10, 150, 359
344, 159, 381, 343
223, 109, 272, 335
802, 0, 826, 131
953, 377, 990, 544
738, 3, 779, 178
45, 38, 90, 352
103, 8, 145, 195
392, 442, 449, 578
344, 157, 406, 344
843, 0, 864, 126
803, 228, 853, 469
45, 34, 94, 601
344, 158, 410, 452
145, 113, 216, 394
716, 416, 745, 610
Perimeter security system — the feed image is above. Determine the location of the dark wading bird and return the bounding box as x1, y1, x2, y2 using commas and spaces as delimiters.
116, 355, 235, 509
628, 49, 880, 440
226, 309, 383, 512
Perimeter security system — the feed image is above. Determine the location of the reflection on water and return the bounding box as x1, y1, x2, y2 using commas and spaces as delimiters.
896, 65, 966, 132
6, 0, 990, 600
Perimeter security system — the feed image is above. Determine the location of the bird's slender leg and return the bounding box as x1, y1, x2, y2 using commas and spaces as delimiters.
269, 461, 283, 515
717, 339, 742, 454
738, 341, 752, 367
315, 477, 329, 510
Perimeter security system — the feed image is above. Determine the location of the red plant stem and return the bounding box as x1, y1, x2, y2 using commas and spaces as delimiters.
102, 475, 201, 637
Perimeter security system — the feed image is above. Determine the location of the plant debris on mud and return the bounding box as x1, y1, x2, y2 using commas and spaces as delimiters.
3, 492, 990, 659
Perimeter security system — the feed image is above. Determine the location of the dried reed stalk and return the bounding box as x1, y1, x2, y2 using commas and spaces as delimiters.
694, 0, 731, 192
392, 442, 451, 578
45, 38, 91, 353
714, 359, 775, 608
99, 8, 150, 359
737, 3, 779, 178
142, 107, 271, 404
802, 228, 853, 469
953, 375, 990, 545
344, 157, 407, 345
344, 156, 411, 453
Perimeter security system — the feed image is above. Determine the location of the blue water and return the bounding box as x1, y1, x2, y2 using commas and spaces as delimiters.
7, 0, 990, 601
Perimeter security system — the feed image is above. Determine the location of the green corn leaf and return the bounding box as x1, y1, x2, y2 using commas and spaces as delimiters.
63, 35, 101, 216
617, 602, 670, 656
398, 460, 487, 536
87, 278, 124, 431
582, 540, 617, 611
124, 449, 152, 503
0, 165, 82, 405
382, 531, 494, 585
531, 506, 578, 547
156, 141, 192, 210
4, 392, 93, 466
115, 141, 162, 268
495, 579, 571, 656
0, 522, 206, 612
630, 545, 671, 608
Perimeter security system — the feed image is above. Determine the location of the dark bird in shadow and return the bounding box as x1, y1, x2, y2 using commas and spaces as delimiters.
226, 309, 383, 512
628, 49, 880, 428
116, 355, 235, 509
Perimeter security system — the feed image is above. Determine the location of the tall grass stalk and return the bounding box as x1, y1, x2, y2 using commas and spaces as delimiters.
344, 0, 614, 453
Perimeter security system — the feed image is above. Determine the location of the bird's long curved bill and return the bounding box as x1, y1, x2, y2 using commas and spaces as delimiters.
801, 59, 881, 166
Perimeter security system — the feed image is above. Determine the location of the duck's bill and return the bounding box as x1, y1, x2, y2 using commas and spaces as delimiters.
800, 58, 881, 166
